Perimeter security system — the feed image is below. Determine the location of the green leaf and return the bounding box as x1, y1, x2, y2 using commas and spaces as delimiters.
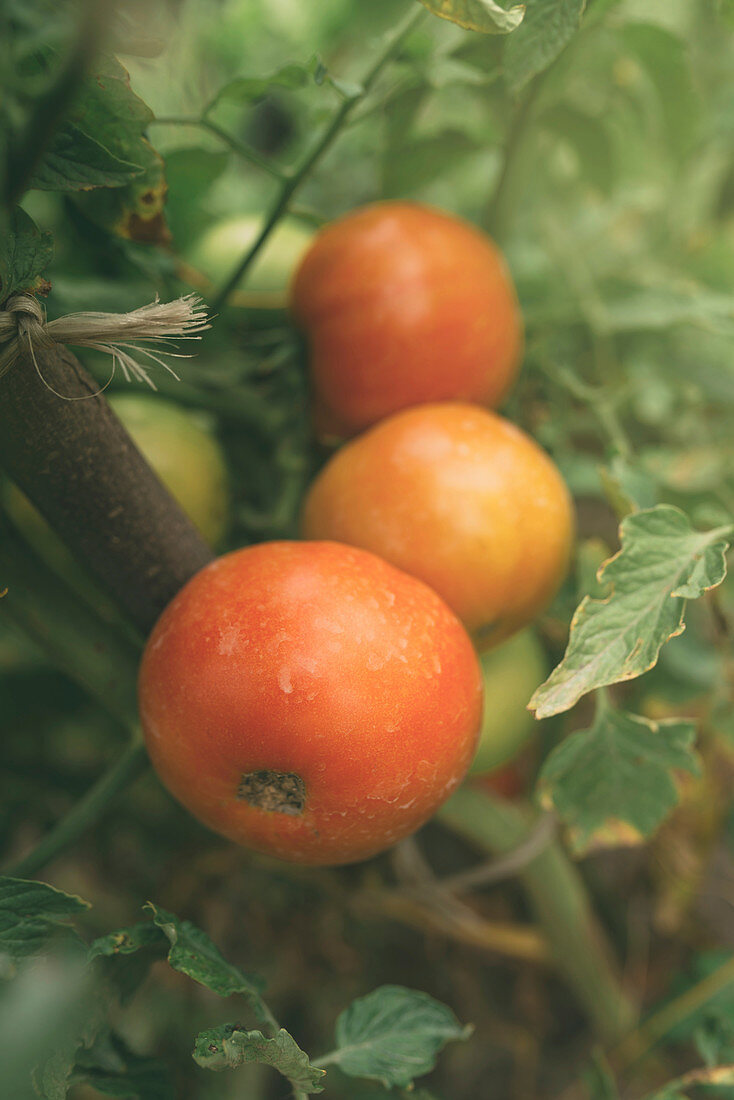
530, 506, 732, 719
540, 104, 614, 192
0, 205, 53, 300
89, 922, 167, 961
326, 985, 473, 1089
206, 58, 322, 113
417, 0, 525, 35
599, 455, 659, 518
29, 961, 107, 1100
538, 702, 700, 853
193, 1024, 325, 1093
383, 130, 479, 196
72, 1030, 175, 1099
0, 876, 88, 958
71, 57, 168, 242
504, 0, 586, 92
621, 23, 699, 159
28, 122, 142, 191
144, 903, 268, 1022
88, 921, 169, 1005
34, 1046, 80, 1100
163, 147, 229, 250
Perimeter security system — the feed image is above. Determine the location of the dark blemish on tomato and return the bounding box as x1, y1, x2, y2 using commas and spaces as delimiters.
238, 770, 306, 815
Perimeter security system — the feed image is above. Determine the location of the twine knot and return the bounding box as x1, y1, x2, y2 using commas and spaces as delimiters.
3, 293, 55, 355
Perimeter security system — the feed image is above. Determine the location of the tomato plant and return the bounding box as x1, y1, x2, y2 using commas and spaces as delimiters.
290, 201, 522, 437
4, 2, 734, 1098
139, 540, 482, 865
302, 402, 574, 647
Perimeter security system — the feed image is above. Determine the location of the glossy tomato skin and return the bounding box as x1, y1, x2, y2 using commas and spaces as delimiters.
290, 202, 523, 437
138, 541, 482, 866
302, 403, 574, 649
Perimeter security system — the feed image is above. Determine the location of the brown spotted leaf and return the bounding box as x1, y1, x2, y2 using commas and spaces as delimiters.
71, 56, 169, 242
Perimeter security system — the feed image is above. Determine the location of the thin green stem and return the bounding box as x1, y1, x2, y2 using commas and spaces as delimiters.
150, 116, 285, 179
534, 353, 632, 459
612, 955, 734, 1071
210, 4, 425, 312
484, 74, 545, 241
0, 513, 141, 727
437, 787, 636, 1042
6, 737, 148, 878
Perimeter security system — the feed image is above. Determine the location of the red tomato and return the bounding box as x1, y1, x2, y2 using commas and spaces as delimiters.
138, 541, 482, 865
290, 202, 523, 437
301, 403, 574, 649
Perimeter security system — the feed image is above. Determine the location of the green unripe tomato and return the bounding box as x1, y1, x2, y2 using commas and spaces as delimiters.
108, 394, 229, 547
5, 395, 229, 560
187, 215, 314, 294
469, 629, 547, 775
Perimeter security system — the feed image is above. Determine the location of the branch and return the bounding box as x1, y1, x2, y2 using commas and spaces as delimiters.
210, 4, 426, 311
0, 513, 140, 726
150, 116, 286, 180
5, 737, 148, 878
438, 787, 636, 1042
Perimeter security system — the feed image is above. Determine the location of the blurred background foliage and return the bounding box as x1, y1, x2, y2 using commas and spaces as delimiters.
4, 0, 734, 1097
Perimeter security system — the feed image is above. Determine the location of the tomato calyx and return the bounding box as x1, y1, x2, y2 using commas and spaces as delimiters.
237, 770, 306, 815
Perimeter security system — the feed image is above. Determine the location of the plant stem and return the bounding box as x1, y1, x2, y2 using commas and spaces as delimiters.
438, 810, 558, 892
5, 737, 148, 878
437, 787, 636, 1042
534, 352, 632, 459
0, 514, 141, 727
150, 116, 286, 180
612, 955, 734, 1071
210, 4, 425, 312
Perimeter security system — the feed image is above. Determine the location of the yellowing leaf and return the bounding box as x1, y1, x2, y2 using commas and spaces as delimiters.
417, 0, 525, 35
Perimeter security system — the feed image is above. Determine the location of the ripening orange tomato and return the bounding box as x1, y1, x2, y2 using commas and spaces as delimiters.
138, 541, 482, 866
290, 202, 523, 437
301, 403, 574, 649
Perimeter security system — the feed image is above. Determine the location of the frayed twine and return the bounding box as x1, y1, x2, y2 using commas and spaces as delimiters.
0, 292, 211, 399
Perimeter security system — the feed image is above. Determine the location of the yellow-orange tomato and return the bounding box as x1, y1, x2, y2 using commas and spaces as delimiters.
290, 202, 522, 437
302, 403, 574, 649
138, 541, 482, 866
